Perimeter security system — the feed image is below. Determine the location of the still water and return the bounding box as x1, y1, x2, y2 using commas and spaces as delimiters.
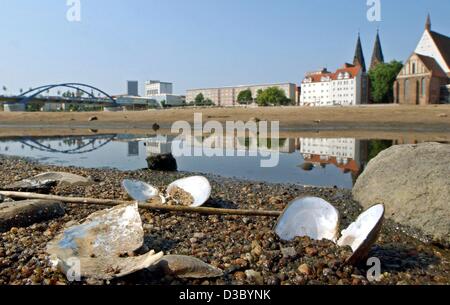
0, 133, 435, 189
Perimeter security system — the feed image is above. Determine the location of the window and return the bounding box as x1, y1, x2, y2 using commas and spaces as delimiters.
412, 63, 416, 74
404, 79, 409, 99
421, 78, 426, 97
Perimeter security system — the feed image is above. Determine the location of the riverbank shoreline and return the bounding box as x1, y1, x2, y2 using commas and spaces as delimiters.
0, 155, 449, 285
1, 105, 449, 133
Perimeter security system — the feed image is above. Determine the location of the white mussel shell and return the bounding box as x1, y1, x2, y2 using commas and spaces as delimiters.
337, 204, 384, 265
275, 197, 340, 242
122, 179, 159, 202
166, 176, 211, 207
47, 203, 164, 281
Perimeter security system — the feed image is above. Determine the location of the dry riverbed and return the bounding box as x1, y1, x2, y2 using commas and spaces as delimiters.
1, 105, 450, 132
0, 155, 449, 285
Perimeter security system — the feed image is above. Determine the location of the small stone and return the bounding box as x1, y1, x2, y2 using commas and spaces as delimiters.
298, 263, 312, 275
193, 233, 205, 239
234, 271, 246, 282
281, 247, 297, 259
323, 268, 333, 277
305, 247, 318, 257
189, 238, 198, 244
266, 276, 281, 285
245, 269, 264, 285
234, 258, 248, 268
251, 241, 263, 257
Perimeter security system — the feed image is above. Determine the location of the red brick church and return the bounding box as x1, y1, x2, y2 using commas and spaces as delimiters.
394, 15, 450, 105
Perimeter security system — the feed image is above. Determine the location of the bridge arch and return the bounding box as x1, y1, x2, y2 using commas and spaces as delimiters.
18, 134, 117, 154
18, 83, 118, 106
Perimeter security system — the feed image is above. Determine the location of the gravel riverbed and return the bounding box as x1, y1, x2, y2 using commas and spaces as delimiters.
0, 155, 449, 285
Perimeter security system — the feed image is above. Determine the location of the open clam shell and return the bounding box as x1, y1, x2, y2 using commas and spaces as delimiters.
122, 179, 160, 203
166, 176, 211, 207
337, 204, 385, 265
47, 203, 164, 281
275, 197, 340, 242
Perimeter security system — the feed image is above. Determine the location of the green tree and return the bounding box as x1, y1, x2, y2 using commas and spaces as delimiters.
194, 93, 205, 105
256, 87, 290, 106
369, 60, 403, 103
237, 89, 253, 105
368, 140, 393, 161
204, 98, 214, 106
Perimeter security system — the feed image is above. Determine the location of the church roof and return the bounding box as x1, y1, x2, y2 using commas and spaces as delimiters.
303, 64, 362, 83
428, 30, 450, 71
353, 34, 367, 72
370, 31, 384, 70
415, 54, 448, 78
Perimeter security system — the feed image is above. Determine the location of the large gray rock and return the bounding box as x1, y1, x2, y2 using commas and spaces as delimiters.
353, 143, 450, 245
0, 200, 65, 232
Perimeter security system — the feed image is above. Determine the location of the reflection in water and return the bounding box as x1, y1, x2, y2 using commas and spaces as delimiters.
0, 133, 443, 189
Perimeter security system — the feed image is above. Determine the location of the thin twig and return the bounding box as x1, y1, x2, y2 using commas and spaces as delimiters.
0, 191, 282, 217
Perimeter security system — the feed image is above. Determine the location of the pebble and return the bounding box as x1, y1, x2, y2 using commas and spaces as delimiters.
305, 247, 318, 256
281, 247, 297, 258
234, 271, 246, 282
245, 269, 264, 285
298, 264, 312, 275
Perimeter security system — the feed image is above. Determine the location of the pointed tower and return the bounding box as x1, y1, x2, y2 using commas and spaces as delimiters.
353, 33, 367, 72
370, 30, 385, 70
425, 13, 431, 31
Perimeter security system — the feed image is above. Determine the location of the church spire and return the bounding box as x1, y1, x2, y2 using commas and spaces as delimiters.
353, 33, 366, 72
425, 13, 431, 31
370, 29, 385, 70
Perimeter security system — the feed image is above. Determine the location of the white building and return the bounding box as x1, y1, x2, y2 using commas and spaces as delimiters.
300, 64, 368, 106
300, 138, 358, 161
144, 80, 183, 106
299, 138, 365, 175
186, 83, 297, 107
144, 80, 173, 96
147, 94, 184, 107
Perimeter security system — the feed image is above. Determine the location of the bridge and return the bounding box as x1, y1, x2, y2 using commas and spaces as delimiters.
0, 83, 119, 108
0, 134, 119, 154
0, 83, 118, 106
0, 83, 167, 112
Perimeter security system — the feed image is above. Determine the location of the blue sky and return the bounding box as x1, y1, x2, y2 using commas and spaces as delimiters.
0, 0, 449, 95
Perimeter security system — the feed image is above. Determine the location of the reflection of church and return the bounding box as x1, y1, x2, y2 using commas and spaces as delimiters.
394, 15, 450, 104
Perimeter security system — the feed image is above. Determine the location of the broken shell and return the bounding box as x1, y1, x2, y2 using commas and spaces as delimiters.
122, 179, 159, 202
151, 255, 223, 279
275, 197, 340, 242
166, 176, 211, 207
47, 203, 144, 258
47, 203, 163, 280
338, 204, 385, 265
69, 250, 164, 281
4, 179, 57, 192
